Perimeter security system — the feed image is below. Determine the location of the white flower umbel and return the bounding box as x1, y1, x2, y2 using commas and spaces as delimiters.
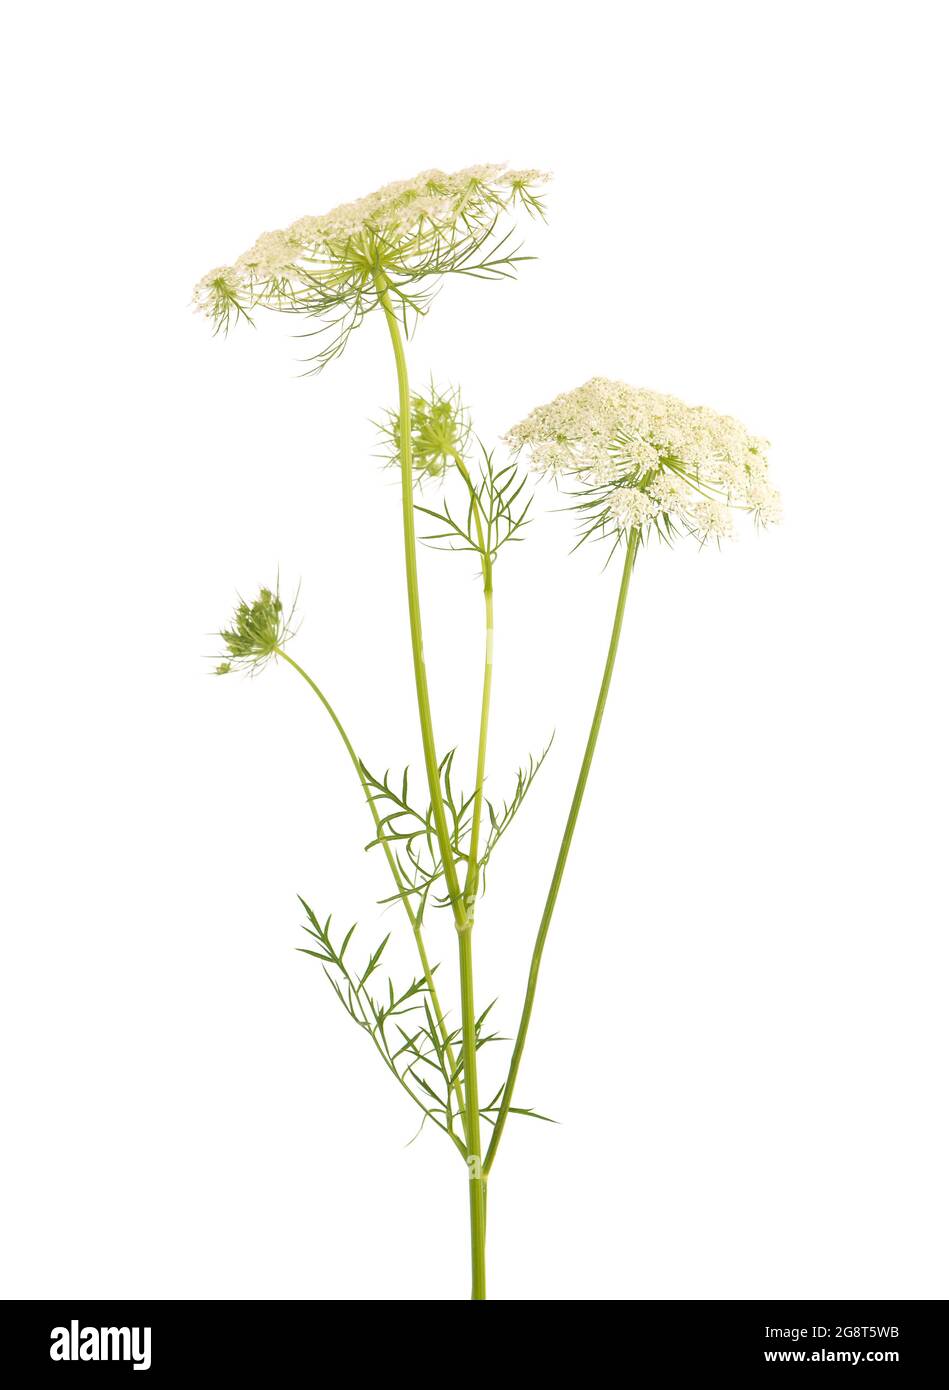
504, 377, 781, 547
193, 164, 551, 368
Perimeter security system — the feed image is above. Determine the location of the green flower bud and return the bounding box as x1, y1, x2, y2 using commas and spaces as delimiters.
381, 382, 471, 479
216, 585, 293, 674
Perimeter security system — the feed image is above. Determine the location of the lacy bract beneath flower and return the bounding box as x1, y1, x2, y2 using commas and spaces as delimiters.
503, 377, 781, 545
192, 164, 551, 334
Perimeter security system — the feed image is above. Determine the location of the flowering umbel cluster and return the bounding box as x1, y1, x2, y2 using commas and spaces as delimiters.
215, 586, 293, 674
199, 161, 784, 1302
503, 377, 781, 547
193, 164, 550, 368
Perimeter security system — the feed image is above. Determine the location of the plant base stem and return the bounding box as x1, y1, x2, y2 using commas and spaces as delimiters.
468, 1174, 487, 1300
458, 927, 486, 1298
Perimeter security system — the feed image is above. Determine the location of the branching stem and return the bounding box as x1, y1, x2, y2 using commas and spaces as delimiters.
375, 274, 486, 1298
374, 274, 469, 932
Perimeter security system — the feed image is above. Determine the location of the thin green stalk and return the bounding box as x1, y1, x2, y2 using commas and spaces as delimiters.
274, 646, 468, 1141
375, 275, 487, 1297
453, 453, 494, 912
483, 531, 640, 1175
374, 274, 468, 931
459, 927, 487, 1299
465, 582, 493, 908
452, 456, 492, 1294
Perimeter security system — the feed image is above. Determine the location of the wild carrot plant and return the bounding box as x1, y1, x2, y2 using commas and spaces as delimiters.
195, 165, 780, 1300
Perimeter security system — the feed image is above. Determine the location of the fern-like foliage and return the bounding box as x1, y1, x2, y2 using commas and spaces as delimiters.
359, 733, 553, 918
478, 734, 555, 888
359, 750, 473, 920
416, 447, 532, 564
297, 897, 467, 1152
286, 221, 533, 374
297, 898, 554, 1148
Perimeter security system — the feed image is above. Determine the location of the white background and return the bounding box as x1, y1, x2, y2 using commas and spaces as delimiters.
2, 1, 946, 1302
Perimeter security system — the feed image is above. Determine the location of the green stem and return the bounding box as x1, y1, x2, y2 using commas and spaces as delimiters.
453, 453, 494, 911
459, 927, 486, 1299
483, 531, 640, 1175
449, 465, 492, 1295
274, 646, 468, 1141
465, 583, 493, 905
375, 277, 487, 1297
374, 275, 468, 932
